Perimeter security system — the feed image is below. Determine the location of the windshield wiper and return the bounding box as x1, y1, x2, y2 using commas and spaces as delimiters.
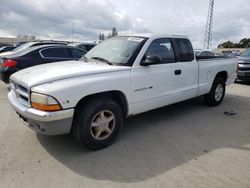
91, 56, 113, 65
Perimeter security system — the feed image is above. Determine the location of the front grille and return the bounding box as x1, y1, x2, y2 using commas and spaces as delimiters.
10, 80, 30, 107
239, 67, 250, 71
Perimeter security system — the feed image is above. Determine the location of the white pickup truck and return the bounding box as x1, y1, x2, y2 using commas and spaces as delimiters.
8, 34, 237, 150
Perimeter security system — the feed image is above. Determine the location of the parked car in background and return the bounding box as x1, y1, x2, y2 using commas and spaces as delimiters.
194, 49, 215, 57
0, 46, 17, 53
0, 41, 67, 56
237, 48, 250, 81
0, 45, 86, 83
231, 50, 241, 56
222, 50, 241, 57
69, 42, 96, 51
14, 41, 29, 47
227, 53, 240, 57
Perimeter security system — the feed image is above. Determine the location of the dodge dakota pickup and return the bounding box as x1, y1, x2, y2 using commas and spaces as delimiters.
8, 34, 237, 150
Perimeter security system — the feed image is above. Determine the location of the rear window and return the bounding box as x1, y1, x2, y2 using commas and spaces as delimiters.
69, 48, 86, 58
173, 38, 194, 62
28, 50, 41, 58
78, 44, 95, 51
4, 46, 15, 51
40, 47, 70, 58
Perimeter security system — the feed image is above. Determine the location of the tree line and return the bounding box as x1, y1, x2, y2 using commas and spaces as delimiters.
218, 38, 250, 48
99, 27, 118, 41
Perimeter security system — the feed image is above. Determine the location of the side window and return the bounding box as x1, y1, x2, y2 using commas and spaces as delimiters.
173, 38, 194, 62
70, 48, 86, 58
28, 50, 41, 58
87, 45, 95, 51
78, 45, 88, 51
199, 52, 207, 56
40, 48, 70, 58
145, 38, 175, 64
207, 52, 214, 56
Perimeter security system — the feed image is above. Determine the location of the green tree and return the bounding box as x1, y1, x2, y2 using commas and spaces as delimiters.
111, 27, 118, 37
218, 41, 234, 48
98, 33, 105, 40
218, 38, 250, 48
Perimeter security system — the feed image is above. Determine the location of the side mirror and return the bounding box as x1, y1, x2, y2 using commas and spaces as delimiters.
141, 55, 161, 66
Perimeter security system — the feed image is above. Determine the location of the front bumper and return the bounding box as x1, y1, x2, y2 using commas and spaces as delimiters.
8, 91, 74, 135
237, 71, 250, 81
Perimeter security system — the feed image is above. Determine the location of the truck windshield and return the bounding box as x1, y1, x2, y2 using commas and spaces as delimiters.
85, 36, 147, 65
240, 48, 250, 57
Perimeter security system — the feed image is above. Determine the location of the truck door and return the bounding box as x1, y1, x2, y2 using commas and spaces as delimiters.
130, 38, 183, 114
172, 38, 199, 100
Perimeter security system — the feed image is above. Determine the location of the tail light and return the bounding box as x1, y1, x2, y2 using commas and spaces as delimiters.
2, 59, 17, 67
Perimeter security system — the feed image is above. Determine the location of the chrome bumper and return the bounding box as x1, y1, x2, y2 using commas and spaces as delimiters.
8, 91, 74, 135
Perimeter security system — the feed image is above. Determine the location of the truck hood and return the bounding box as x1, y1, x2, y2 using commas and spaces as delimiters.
10, 60, 131, 87
238, 56, 250, 64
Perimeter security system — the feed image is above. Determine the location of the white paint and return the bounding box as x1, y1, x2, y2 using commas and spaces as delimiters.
10, 34, 237, 117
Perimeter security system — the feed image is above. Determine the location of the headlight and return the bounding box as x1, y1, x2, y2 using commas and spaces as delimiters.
31, 93, 62, 111
238, 60, 244, 63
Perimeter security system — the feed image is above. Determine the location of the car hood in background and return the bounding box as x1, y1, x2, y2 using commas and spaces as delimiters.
238, 57, 250, 63
10, 60, 131, 87
0, 51, 15, 57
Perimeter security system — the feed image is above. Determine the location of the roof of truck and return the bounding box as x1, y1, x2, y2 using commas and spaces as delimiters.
120, 33, 189, 39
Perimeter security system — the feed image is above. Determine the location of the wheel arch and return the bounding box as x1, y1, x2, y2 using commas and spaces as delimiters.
215, 71, 228, 82
74, 90, 129, 117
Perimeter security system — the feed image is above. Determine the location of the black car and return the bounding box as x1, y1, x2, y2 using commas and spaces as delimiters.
0, 41, 68, 57
78, 43, 96, 51
0, 46, 17, 53
0, 45, 86, 83
14, 41, 29, 46
74, 43, 96, 51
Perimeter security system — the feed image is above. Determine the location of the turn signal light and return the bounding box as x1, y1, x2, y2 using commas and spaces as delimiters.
31, 102, 62, 111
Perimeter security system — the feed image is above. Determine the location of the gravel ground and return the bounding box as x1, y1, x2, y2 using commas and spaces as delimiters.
0, 81, 249, 188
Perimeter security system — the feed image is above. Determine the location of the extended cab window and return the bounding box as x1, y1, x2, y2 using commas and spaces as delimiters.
145, 38, 175, 64
173, 38, 194, 62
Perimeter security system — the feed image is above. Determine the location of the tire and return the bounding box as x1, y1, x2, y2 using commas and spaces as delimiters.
72, 97, 124, 150
204, 77, 226, 106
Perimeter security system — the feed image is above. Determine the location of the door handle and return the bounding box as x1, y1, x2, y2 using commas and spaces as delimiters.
175, 69, 182, 75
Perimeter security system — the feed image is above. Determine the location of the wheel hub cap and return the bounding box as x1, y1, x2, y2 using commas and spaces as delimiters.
90, 110, 115, 140
215, 84, 224, 101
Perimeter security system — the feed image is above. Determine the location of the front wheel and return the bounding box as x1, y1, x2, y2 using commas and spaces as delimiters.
72, 98, 124, 150
204, 77, 226, 106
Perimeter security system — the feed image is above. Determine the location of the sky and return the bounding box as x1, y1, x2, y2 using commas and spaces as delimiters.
0, 0, 249, 48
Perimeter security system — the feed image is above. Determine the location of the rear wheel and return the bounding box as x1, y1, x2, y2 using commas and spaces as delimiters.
204, 77, 226, 106
72, 98, 124, 150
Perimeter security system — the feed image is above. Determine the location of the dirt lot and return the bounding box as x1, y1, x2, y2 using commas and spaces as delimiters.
0, 81, 249, 188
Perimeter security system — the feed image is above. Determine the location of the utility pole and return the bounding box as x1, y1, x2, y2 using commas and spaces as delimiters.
72, 21, 74, 43
203, 0, 214, 49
